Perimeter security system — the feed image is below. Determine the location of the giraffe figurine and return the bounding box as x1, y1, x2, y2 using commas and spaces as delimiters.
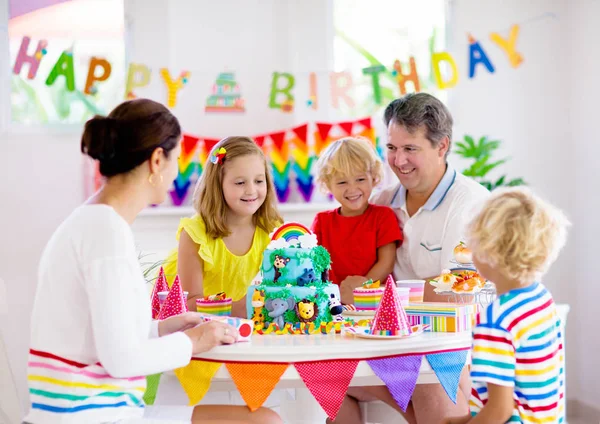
251, 289, 266, 327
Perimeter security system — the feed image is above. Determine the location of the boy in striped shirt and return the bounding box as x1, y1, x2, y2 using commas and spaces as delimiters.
446, 187, 569, 424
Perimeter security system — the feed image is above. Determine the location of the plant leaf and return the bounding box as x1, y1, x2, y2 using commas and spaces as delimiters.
507, 178, 526, 186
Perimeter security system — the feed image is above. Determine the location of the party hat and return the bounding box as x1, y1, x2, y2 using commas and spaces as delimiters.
151, 267, 169, 319
157, 275, 188, 319
370, 279, 411, 336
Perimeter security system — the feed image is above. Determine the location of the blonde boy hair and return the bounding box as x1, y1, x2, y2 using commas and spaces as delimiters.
466, 187, 570, 283
316, 136, 383, 189
192, 136, 283, 239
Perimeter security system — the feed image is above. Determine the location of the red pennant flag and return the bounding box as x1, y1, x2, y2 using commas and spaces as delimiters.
338, 121, 354, 135
181, 134, 200, 157
254, 135, 266, 148
356, 117, 372, 130
316, 123, 333, 142
269, 131, 286, 152
294, 359, 359, 420
292, 124, 308, 143
202, 138, 220, 157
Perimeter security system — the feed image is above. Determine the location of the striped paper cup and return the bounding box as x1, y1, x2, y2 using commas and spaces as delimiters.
396, 280, 425, 302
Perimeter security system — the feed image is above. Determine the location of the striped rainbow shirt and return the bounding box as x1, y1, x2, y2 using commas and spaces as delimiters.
469, 282, 564, 423
26, 349, 146, 423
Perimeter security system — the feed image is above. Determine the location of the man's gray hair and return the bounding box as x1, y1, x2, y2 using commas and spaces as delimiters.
384, 93, 453, 158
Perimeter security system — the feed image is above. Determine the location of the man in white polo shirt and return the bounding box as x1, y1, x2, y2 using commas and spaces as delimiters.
330, 94, 489, 424
374, 94, 489, 293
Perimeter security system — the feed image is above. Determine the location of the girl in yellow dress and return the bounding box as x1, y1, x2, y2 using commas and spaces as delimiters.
164, 136, 282, 317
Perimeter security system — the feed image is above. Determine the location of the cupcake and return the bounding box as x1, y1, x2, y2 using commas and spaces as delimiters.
353, 281, 385, 311
454, 242, 473, 264
196, 292, 232, 316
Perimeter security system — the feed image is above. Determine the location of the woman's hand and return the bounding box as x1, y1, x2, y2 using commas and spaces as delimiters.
158, 312, 204, 336
442, 414, 471, 424
184, 321, 238, 354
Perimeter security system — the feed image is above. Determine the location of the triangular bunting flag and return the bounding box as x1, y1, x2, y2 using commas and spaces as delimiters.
426, 350, 469, 403
254, 135, 266, 148
181, 134, 200, 159
226, 363, 289, 411
174, 360, 222, 405
367, 355, 423, 412
316, 123, 333, 142
269, 131, 287, 152
371, 279, 411, 336
356, 117, 372, 130
275, 185, 291, 203
291, 148, 310, 169
169, 179, 192, 207
294, 359, 359, 420
202, 138, 220, 157
292, 124, 308, 143
158, 275, 188, 319
290, 137, 309, 154
176, 162, 197, 183
150, 267, 169, 319
338, 121, 354, 135
143, 373, 162, 405
296, 178, 315, 202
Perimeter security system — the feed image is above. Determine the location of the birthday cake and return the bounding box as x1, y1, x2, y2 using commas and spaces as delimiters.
205, 72, 245, 113
246, 223, 342, 333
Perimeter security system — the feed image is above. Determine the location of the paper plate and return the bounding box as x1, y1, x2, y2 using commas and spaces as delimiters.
345, 324, 427, 340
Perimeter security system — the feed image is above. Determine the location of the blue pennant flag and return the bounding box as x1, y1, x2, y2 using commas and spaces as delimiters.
426, 349, 469, 403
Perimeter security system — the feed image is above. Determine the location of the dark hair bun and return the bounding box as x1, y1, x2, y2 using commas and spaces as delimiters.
81, 115, 118, 161
80, 99, 181, 178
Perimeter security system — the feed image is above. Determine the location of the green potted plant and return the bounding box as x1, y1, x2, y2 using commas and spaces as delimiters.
454, 135, 526, 190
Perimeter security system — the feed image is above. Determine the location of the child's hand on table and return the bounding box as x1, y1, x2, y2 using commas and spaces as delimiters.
340, 275, 368, 304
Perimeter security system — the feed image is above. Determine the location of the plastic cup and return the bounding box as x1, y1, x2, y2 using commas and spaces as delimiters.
396, 280, 425, 303
158, 291, 169, 308
395, 287, 410, 306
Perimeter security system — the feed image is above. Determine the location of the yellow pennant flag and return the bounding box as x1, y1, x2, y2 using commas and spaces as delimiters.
174, 360, 222, 406
226, 363, 289, 411
291, 148, 309, 169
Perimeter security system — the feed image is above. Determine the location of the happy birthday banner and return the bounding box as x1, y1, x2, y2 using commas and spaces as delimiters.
13, 24, 524, 112
155, 117, 378, 206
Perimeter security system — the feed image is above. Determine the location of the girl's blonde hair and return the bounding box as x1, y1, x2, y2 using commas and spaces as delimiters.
315, 136, 384, 189
466, 187, 570, 283
192, 136, 282, 239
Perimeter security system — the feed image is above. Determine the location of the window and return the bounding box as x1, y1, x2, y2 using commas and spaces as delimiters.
333, 0, 447, 118
7, 0, 125, 126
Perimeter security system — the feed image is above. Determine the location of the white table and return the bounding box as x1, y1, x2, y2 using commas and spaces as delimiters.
201, 332, 471, 390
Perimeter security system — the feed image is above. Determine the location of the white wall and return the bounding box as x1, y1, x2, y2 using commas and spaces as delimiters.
566, 0, 600, 412
2, 0, 598, 421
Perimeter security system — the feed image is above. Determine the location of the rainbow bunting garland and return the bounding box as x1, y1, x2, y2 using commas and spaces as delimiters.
88, 119, 376, 206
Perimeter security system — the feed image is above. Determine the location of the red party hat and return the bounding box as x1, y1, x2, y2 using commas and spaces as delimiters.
370, 278, 411, 336
157, 275, 188, 320
151, 267, 170, 319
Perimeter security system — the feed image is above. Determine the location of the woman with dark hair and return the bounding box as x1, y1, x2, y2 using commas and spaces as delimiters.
23, 99, 282, 424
